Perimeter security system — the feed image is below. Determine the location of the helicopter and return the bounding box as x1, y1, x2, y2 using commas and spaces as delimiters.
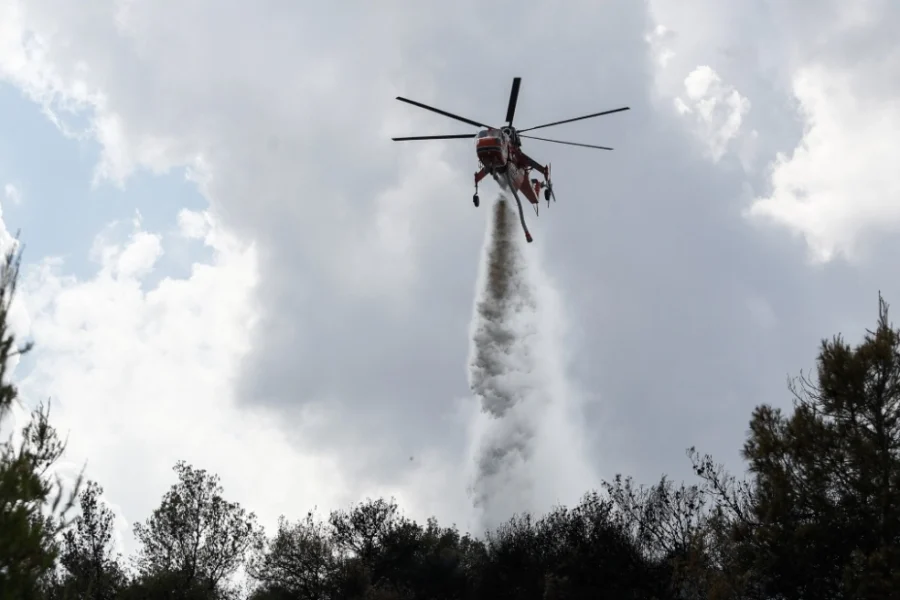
391, 77, 629, 243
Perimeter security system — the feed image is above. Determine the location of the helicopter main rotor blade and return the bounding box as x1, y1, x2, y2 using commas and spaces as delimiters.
395, 96, 493, 129
520, 134, 613, 150
392, 134, 477, 141
519, 106, 630, 133
505, 77, 522, 125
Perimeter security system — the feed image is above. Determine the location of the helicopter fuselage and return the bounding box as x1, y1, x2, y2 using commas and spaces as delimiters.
475, 127, 540, 205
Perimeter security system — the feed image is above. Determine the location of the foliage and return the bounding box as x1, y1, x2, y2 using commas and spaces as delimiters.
247, 511, 338, 598
131, 461, 265, 596
48, 480, 128, 599
721, 293, 900, 599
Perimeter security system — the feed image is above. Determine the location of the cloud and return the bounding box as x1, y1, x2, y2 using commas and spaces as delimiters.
4, 183, 22, 205
9, 196, 479, 552
746, 63, 900, 263
15, 207, 357, 553
645, 24, 677, 69
646, 0, 900, 261
674, 66, 753, 163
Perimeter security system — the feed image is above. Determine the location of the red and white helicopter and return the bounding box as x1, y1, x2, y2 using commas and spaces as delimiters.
391, 77, 629, 243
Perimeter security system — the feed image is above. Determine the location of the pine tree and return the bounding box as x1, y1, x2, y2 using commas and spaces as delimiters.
0, 239, 81, 599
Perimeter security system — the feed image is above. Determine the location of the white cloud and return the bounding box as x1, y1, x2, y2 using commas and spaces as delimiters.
7, 197, 476, 552
0, 0, 473, 300
674, 66, 753, 163
747, 64, 900, 263
644, 0, 900, 263
644, 24, 676, 68
4, 183, 22, 205
12, 207, 365, 554
176, 207, 210, 240
642, 4, 757, 165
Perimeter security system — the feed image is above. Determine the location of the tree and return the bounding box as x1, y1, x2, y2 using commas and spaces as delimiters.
131, 460, 264, 596
685, 447, 762, 599
603, 476, 713, 597
688, 294, 900, 599
327, 497, 419, 592
247, 511, 338, 599
474, 493, 666, 600
0, 240, 81, 599
247, 498, 484, 600
53, 480, 127, 599
326, 498, 428, 599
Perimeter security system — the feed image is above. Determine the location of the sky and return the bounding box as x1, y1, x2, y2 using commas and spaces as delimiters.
0, 0, 899, 558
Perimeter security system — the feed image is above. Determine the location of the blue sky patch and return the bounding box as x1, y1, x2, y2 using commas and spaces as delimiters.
0, 84, 212, 287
